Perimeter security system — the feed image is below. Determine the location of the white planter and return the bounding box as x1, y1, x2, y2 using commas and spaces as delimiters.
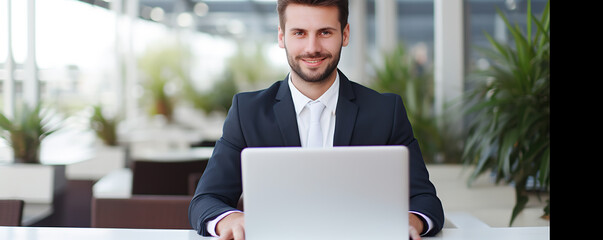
0, 163, 66, 204
66, 144, 126, 180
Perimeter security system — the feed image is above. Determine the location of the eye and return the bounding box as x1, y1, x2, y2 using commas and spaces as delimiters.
320, 30, 332, 36
293, 31, 305, 36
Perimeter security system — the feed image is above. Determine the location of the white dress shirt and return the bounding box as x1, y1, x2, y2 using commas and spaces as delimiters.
289, 74, 339, 148
207, 73, 432, 236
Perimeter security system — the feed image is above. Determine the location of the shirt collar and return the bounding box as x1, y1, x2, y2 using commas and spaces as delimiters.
288, 72, 339, 116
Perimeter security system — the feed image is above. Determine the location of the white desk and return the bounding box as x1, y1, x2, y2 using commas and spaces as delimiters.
0, 226, 549, 240
92, 147, 214, 199
0, 227, 203, 240
132, 147, 214, 162
21, 203, 53, 226
92, 168, 133, 199
429, 227, 549, 240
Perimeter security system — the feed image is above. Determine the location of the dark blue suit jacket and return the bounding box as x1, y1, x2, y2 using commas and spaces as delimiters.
188, 70, 444, 236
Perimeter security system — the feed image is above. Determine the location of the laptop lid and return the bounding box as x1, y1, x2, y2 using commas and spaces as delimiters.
241, 146, 409, 240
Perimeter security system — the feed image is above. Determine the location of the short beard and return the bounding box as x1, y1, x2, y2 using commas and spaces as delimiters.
285, 45, 342, 83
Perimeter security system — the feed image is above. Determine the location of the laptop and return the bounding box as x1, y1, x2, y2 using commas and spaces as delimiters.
241, 145, 409, 240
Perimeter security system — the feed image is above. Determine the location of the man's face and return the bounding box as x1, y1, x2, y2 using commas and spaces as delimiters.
278, 4, 350, 83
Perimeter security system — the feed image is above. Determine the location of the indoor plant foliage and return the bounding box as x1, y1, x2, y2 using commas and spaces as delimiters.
182, 42, 286, 114
90, 105, 120, 146
462, 0, 549, 225
0, 104, 60, 164
139, 41, 192, 122
370, 43, 462, 163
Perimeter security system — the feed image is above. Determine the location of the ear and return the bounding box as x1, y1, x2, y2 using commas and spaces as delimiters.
342, 23, 350, 47
278, 26, 285, 48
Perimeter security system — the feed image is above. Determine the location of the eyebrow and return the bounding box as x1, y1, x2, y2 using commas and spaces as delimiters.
288, 27, 338, 33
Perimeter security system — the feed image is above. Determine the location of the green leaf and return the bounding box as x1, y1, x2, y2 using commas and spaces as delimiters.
510, 177, 529, 226
537, 146, 550, 190
0, 113, 14, 131
498, 128, 519, 179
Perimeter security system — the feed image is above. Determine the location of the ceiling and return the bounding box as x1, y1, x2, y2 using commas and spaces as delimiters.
74, 0, 548, 46
74, 0, 436, 43
77, 0, 282, 40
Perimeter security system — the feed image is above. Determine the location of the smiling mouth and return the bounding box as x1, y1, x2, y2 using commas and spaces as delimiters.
297, 52, 331, 66
301, 57, 328, 68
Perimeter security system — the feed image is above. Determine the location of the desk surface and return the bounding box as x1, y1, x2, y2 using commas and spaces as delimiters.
0, 226, 549, 240
132, 147, 214, 162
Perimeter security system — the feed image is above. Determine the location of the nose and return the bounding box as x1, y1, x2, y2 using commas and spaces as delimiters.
305, 34, 323, 55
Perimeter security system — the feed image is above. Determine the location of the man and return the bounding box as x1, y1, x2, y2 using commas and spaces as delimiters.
188, 0, 444, 239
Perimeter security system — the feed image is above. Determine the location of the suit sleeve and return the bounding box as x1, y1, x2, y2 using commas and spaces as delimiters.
188, 94, 246, 236
389, 94, 444, 236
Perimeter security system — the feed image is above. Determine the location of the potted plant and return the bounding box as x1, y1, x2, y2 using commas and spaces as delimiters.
90, 105, 120, 146
370, 43, 463, 163
0, 104, 59, 164
462, 0, 550, 225
138, 41, 192, 123
65, 104, 127, 179
0, 104, 68, 204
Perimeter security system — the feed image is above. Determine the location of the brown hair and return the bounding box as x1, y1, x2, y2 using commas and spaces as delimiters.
277, 0, 349, 32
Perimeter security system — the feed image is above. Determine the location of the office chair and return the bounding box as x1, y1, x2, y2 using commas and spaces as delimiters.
0, 199, 25, 226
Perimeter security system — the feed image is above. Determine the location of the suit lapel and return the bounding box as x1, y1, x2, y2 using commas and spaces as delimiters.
334, 70, 358, 146
273, 71, 358, 146
273, 76, 302, 146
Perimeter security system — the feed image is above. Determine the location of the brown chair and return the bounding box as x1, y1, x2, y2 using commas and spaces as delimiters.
0, 199, 24, 226
91, 195, 192, 229
131, 159, 208, 196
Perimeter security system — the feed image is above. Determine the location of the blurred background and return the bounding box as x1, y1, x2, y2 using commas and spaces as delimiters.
0, 0, 549, 232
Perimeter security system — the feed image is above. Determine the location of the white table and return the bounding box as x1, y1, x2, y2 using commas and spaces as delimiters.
92, 168, 133, 199
132, 147, 214, 162
0, 226, 549, 240
21, 203, 53, 226
92, 147, 214, 199
0, 227, 202, 240
431, 227, 549, 239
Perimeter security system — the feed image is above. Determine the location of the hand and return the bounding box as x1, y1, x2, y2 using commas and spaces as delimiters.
409, 213, 424, 240
216, 212, 245, 240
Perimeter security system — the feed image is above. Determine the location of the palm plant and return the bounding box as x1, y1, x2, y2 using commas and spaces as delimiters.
462, 0, 550, 225
90, 105, 120, 146
0, 104, 60, 164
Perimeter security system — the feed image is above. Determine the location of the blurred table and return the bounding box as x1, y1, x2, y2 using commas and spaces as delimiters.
93, 147, 214, 198
92, 168, 133, 199
118, 124, 206, 160
0, 225, 549, 240
21, 203, 53, 226
132, 147, 214, 162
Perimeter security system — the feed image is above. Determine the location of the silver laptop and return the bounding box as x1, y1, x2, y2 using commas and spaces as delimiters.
241, 146, 409, 240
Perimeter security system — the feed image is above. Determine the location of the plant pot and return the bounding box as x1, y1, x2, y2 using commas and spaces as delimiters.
10, 132, 42, 164
0, 163, 66, 204
66, 144, 127, 180
13, 148, 41, 164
